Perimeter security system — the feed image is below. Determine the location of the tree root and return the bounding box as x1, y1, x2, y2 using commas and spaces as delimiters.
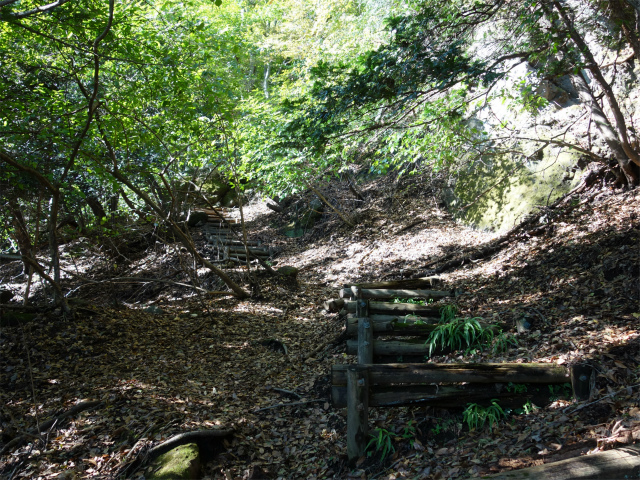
115, 428, 233, 478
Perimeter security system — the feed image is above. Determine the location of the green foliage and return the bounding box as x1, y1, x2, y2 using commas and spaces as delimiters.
426, 316, 496, 356
367, 421, 416, 461
366, 428, 395, 461
548, 383, 572, 401
430, 418, 458, 436
492, 332, 519, 354
507, 383, 528, 394
463, 400, 506, 431
439, 304, 458, 323
392, 297, 433, 306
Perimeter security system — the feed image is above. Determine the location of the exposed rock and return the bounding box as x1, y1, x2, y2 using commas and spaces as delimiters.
276, 266, 299, 278
147, 443, 201, 480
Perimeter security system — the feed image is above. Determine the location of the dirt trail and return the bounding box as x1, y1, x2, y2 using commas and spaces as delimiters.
1, 177, 639, 479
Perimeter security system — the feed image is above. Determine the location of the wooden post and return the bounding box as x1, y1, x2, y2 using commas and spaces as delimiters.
571, 363, 594, 401
346, 366, 369, 463
354, 287, 373, 364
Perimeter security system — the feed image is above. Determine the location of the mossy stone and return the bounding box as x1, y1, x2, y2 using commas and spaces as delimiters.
276, 266, 299, 278
147, 443, 201, 480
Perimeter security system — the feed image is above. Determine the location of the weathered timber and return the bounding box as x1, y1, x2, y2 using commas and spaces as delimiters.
344, 301, 440, 316
332, 363, 571, 386
347, 313, 440, 323
480, 444, 640, 480
333, 383, 551, 408
347, 338, 428, 356
344, 277, 442, 289
346, 316, 440, 336
324, 298, 345, 313
346, 317, 506, 337
571, 363, 595, 401
225, 246, 270, 254
346, 368, 368, 463
355, 288, 373, 364
340, 288, 453, 300
208, 239, 263, 247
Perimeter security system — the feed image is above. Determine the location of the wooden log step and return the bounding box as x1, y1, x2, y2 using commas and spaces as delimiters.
340, 288, 454, 300
324, 298, 345, 313
332, 363, 571, 386
332, 382, 553, 409
207, 237, 262, 246
195, 207, 228, 213
482, 444, 640, 480
225, 256, 265, 263
225, 246, 270, 254
206, 217, 239, 224
345, 317, 506, 337
346, 315, 440, 336
344, 277, 442, 290
224, 254, 269, 261
344, 301, 440, 316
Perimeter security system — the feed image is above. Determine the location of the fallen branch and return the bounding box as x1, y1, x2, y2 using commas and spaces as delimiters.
116, 428, 233, 479
395, 219, 426, 234
0, 400, 103, 455
254, 400, 324, 413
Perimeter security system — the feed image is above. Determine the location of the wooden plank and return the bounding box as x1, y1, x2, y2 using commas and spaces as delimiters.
354, 287, 372, 364
482, 445, 640, 480
346, 338, 435, 356
333, 382, 552, 408
343, 277, 442, 289
340, 288, 454, 300
571, 363, 594, 401
346, 317, 507, 337
332, 363, 570, 386
346, 316, 440, 336
344, 301, 440, 316
346, 367, 368, 463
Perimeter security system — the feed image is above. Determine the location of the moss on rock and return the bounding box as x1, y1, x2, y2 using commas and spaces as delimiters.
147, 443, 201, 480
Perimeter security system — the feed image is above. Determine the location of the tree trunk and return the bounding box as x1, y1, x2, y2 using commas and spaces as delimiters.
8, 199, 33, 275
552, 0, 640, 170
571, 72, 639, 184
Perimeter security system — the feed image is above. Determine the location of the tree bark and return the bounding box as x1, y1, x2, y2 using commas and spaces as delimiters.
571, 72, 638, 184
552, 0, 640, 170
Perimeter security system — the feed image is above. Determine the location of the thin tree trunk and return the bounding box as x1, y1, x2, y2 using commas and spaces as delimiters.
552, 0, 640, 168
263, 62, 270, 99
306, 183, 354, 227
109, 168, 250, 299
571, 72, 638, 184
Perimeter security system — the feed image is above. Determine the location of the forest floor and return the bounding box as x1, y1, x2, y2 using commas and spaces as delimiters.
1, 172, 639, 479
